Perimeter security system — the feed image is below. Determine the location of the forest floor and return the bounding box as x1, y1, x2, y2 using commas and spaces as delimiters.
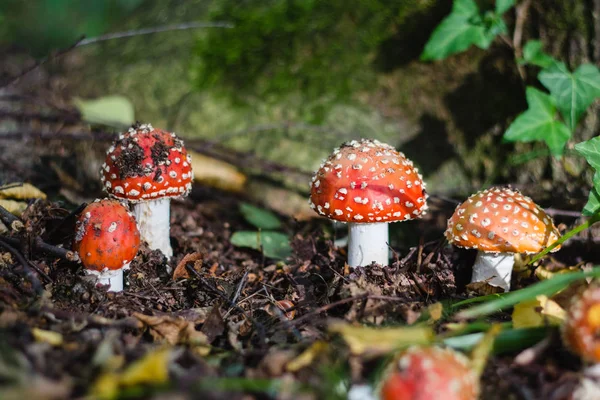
0, 160, 597, 400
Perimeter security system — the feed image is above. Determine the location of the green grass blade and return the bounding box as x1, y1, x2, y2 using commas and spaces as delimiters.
443, 327, 551, 354
457, 267, 600, 319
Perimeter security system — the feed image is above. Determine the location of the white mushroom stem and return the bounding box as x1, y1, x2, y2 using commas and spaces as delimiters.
471, 252, 514, 292
348, 222, 389, 267
132, 198, 173, 259
87, 267, 123, 292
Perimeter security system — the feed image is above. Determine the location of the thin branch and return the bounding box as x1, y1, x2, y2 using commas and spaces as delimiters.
1, 21, 233, 89
513, 0, 533, 81
0, 204, 24, 232
0, 237, 43, 293
76, 21, 234, 47
1, 38, 84, 88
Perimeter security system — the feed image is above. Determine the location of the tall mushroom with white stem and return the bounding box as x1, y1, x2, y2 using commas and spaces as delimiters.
445, 187, 561, 292
74, 199, 140, 292
100, 123, 193, 259
309, 139, 428, 267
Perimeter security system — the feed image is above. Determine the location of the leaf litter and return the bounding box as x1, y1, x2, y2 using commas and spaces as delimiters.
0, 181, 596, 399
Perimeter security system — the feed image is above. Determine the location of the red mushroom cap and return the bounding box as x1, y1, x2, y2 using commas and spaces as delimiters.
562, 285, 600, 363
445, 187, 561, 253
381, 346, 478, 400
309, 139, 427, 223
74, 199, 140, 272
100, 123, 193, 202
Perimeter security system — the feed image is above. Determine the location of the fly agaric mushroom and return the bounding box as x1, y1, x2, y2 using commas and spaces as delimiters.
562, 285, 600, 363
100, 123, 193, 259
310, 139, 427, 267
74, 199, 140, 292
381, 346, 478, 400
445, 187, 561, 291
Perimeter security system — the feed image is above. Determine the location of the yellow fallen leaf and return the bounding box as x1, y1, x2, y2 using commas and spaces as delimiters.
534, 265, 575, 281
91, 371, 120, 400
188, 150, 247, 193
427, 302, 443, 322
329, 322, 434, 357
0, 183, 47, 200
31, 328, 63, 346
120, 348, 171, 386
512, 295, 566, 329
90, 348, 173, 400
470, 324, 502, 378
286, 341, 328, 372
0, 199, 27, 216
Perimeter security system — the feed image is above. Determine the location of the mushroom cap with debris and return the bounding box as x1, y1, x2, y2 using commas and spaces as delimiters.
309, 138, 428, 223
445, 187, 561, 254
101, 123, 193, 203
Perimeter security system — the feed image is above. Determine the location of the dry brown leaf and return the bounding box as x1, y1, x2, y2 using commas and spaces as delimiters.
465, 281, 505, 296
188, 150, 247, 192
0, 183, 47, 200
133, 312, 209, 350
286, 341, 328, 372
172, 252, 203, 280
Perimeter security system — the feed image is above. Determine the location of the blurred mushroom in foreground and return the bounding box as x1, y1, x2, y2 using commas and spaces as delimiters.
380, 346, 479, 400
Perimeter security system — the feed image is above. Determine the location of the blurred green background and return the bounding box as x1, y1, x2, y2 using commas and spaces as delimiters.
0, 0, 597, 195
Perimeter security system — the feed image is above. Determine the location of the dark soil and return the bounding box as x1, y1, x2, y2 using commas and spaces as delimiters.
0, 169, 594, 400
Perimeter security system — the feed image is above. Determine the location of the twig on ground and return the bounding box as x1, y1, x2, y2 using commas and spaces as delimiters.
0, 204, 24, 232
1, 235, 79, 262
185, 264, 267, 345
0, 237, 43, 293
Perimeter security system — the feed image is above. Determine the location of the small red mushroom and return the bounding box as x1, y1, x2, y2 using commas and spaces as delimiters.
445, 187, 561, 291
381, 346, 478, 400
100, 123, 193, 259
74, 199, 140, 291
310, 139, 427, 267
562, 285, 600, 363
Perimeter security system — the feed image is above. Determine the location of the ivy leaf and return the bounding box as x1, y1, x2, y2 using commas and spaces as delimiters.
503, 87, 571, 156
575, 136, 600, 170
495, 0, 515, 15
582, 179, 600, 216
574, 137, 600, 215
539, 62, 600, 131
230, 231, 292, 260
421, 0, 488, 61
239, 203, 281, 230
521, 40, 557, 68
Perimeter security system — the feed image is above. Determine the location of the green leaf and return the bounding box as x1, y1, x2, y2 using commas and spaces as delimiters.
444, 327, 550, 355
583, 182, 600, 216
521, 40, 557, 68
73, 95, 135, 128
495, 0, 515, 15
457, 267, 600, 319
574, 135, 600, 170
575, 138, 600, 215
230, 231, 291, 260
539, 62, 600, 130
239, 203, 282, 230
421, 0, 488, 61
503, 87, 571, 156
